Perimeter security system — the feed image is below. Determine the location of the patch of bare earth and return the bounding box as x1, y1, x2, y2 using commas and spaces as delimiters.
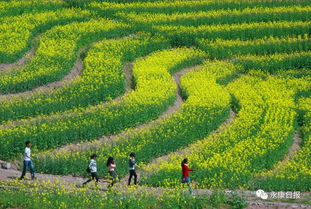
0, 47, 35, 73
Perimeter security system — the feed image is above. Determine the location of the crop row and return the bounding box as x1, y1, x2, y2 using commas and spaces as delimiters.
143, 71, 307, 189
197, 35, 311, 59
235, 51, 311, 73
141, 68, 269, 187
0, 35, 169, 123
0, 47, 205, 161
251, 96, 311, 191
88, 0, 311, 18
0, 19, 130, 94
0, 0, 64, 19
1, 15, 307, 94
1, 49, 309, 161
35, 60, 237, 177
0, 22, 309, 122
1, 0, 309, 192
116, 5, 311, 27
155, 21, 311, 46
0, 9, 92, 63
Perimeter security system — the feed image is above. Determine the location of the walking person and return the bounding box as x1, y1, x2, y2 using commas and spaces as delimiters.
181, 158, 195, 195
128, 152, 137, 186
19, 141, 36, 180
83, 154, 99, 186
106, 156, 118, 187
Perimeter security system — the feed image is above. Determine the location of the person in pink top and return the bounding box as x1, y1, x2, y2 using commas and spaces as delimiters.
106, 157, 118, 187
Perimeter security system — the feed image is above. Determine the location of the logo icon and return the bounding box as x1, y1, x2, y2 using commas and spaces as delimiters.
256, 189, 268, 200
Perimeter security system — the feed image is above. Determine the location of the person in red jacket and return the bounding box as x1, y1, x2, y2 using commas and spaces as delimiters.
181, 158, 195, 195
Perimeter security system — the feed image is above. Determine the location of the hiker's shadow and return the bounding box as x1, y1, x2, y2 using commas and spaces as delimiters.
7, 176, 19, 179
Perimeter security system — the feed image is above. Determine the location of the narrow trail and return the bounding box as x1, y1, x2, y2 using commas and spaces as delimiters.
0, 47, 85, 100
254, 129, 303, 180
0, 111, 309, 208
271, 129, 303, 171
245, 201, 311, 209
0, 61, 309, 209
0, 36, 138, 129
117, 62, 240, 183
132, 114, 305, 189
0, 45, 35, 73
123, 62, 133, 91
120, 108, 236, 184
0, 34, 137, 100
288, 130, 302, 158
0, 167, 310, 209
0, 64, 203, 186
38, 65, 202, 156
0, 168, 108, 189
0, 60, 133, 131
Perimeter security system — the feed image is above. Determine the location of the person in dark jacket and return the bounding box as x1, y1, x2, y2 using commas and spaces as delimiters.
128, 152, 137, 185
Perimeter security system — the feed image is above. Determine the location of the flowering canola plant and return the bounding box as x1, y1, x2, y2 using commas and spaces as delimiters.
0, 9, 92, 63
0, 0, 64, 19
0, 0, 310, 196
0, 47, 205, 161
35, 59, 234, 177
0, 35, 169, 122
115, 5, 311, 27
0, 18, 130, 94
197, 34, 311, 59
142, 66, 310, 190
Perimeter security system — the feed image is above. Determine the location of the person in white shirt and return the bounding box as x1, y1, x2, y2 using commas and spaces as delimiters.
106, 156, 118, 187
19, 141, 35, 180
83, 154, 99, 186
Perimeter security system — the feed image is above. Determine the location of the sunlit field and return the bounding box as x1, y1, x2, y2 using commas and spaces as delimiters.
0, 0, 310, 208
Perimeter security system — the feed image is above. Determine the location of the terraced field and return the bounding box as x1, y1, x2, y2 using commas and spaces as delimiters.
0, 0, 310, 208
